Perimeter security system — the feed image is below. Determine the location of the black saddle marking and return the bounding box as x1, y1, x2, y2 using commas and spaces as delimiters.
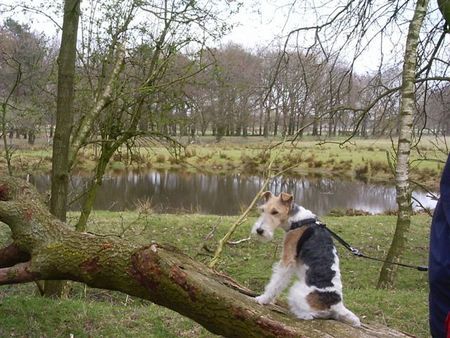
295, 224, 337, 289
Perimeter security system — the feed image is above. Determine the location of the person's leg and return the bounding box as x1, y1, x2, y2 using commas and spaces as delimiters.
429, 154, 450, 338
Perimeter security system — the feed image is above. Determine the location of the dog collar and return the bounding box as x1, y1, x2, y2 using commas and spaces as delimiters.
289, 218, 319, 231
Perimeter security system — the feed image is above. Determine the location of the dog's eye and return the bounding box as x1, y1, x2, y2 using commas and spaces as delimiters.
271, 210, 279, 215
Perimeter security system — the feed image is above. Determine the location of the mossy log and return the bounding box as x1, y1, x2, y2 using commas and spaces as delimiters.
0, 177, 411, 338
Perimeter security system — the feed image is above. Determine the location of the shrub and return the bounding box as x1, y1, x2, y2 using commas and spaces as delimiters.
202, 152, 213, 161
313, 160, 323, 168
109, 161, 126, 171
369, 160, 389, 173
333, 159, 353, 172
168, 156, 179, 165
355, 163, 370, 178
257, 151, 270, 165
135, 198, 153, 214
328, 208, 371, 216
155, 154, 166, 163
240, 154, 258, 172
304, 154, 315, 163
184, 148, 196, 158
113, 153, 122, 162
130, 153, 145, 164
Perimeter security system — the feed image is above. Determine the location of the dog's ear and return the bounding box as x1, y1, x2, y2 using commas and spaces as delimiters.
280, 192, 293, 205
261, 191, 273, 202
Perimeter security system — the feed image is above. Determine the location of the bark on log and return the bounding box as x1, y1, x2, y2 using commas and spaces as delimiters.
0, 177, 411, 338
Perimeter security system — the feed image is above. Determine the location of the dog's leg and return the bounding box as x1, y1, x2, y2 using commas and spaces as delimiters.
288, 281, 315, 320
331, 302, 361, 327
255, 262, 294, 305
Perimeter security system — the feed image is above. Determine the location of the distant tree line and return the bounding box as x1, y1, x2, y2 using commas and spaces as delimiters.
1, 19, 449, 146
0, 18, 55, 145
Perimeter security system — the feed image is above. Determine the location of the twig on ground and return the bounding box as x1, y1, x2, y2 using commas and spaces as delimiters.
227, 237, 251, 245
204, 218, 221, 241
196, 218, 222, 256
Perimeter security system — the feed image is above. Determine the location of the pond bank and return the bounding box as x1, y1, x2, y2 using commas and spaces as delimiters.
1, 136, 444, 190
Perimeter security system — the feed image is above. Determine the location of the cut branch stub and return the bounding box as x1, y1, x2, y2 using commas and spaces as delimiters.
0, 176, 411, 337
0, 183, 10, 201
0, 243, 30, 268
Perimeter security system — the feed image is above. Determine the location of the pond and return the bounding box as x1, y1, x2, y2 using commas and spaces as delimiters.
30, 170, 437, 216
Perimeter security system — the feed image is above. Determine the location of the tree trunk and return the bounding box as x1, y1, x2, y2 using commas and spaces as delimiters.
312, 108, 319, 136
75, 144, 117, 232
263, 100, 271, 138
47, 0, 81, 297
274, 104, 279, 136
27, 130, 35, 145
1, 64, 21, 176
1, 106, 13, 176
139, 113, 149, 132
49, 120, 54, 138
0, 176, 410, 338
328, 117, 333, 137
377, 0, 429, 289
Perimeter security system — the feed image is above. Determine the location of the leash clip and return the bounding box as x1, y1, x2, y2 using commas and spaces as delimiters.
350, 247, 362, 256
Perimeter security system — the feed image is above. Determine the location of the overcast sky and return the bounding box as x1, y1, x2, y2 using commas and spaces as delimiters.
0, 0, 420, 73
221, 0, 408, 74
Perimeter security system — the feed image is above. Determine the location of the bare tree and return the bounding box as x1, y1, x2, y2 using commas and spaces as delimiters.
378, 0, 430, 288
46, 0, 82, 297
0, 56, 21, 176
0, 18, 54, 168
72, 0, 234, 230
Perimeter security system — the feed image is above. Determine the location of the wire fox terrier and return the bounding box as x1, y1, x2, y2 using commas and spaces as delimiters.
251, 191, 361, 327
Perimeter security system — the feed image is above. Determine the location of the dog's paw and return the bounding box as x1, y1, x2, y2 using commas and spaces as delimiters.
349, 316, 361, 327
295, 312, 314, 320
255, 294, 272, 305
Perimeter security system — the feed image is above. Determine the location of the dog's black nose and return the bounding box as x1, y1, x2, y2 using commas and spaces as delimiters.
256, 228, 264, 235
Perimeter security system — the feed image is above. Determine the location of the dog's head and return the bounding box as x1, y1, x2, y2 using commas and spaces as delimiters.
251, 191, 293, 241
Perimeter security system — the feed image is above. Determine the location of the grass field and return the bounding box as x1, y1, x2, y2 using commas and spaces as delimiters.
0, 211, 431, 337
1, 136, 445, 189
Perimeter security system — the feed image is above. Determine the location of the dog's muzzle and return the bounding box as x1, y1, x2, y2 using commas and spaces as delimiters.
251, 217, 273, 241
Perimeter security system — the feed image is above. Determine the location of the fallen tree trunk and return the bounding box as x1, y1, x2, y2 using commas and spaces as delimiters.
0, 177, 410, 338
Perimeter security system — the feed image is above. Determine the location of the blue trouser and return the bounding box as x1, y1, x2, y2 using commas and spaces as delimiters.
429, 154, 450, 338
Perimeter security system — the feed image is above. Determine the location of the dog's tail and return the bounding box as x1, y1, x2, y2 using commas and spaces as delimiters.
332, 303, 361, 327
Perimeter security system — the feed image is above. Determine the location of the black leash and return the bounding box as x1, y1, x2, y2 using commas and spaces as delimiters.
289, 219, 428, 272
325, 226, 428, 272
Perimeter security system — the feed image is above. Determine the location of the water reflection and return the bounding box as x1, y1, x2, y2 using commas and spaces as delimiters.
30, 171, 436, 216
